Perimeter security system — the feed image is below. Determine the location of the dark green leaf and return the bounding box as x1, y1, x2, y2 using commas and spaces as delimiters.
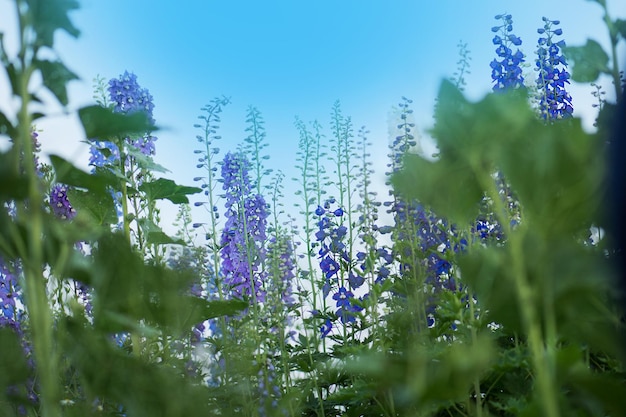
0, 111, 15, 139
78, 105, 156, 140
137, 218, 185, 245
0, 329, 30, 389
499, 119, 604, 235
459, 245, 523, 332
138, 178, 201, 204
563, 39, 611, 83
201, 298, 249, 319
67, 187, 118, 226
50, 154, 116, 192
35, 59, 78, 106
125, 147, 169, 173
391, 153, 483, 225
60, 318, 218, 417
614, 19, 626, 41
392, 80, 534, 225
24, 0, 80, 48
0, 149, 29, 200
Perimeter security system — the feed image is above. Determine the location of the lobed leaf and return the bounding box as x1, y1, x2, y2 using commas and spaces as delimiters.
35, 59, 78, 106
49, 154, 117, 192
24, 0, 80, 48
78, 105, 157, 140
563, 39, 610, 83
138, 178, 202, 204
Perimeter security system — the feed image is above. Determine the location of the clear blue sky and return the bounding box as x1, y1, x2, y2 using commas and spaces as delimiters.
1, 0, 624, 231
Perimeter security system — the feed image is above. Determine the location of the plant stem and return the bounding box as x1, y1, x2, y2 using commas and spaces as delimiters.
480, 171, 560, 417
15, 1, 60, 415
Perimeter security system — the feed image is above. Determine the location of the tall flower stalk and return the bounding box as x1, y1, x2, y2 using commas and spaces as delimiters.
490, 14, 525, 91
535, 18, 573, 121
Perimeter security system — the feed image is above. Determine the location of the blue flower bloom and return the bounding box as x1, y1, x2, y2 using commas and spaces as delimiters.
490, 14, 525, 91
108, 71, 155, 121
320, 319, 332, 338
535, 17, 573, 120
49, 184, 76, 220
219, 152, 268, 303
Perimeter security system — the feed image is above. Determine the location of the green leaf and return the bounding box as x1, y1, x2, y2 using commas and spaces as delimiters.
499, 118, 604, 235
137, 218, 185, 246
67, 187, 118, 226
563, 39, 611, 83
35, 59, 78, 106
60, 318, 218, 417
391, 80, 535, 225
24, 0, 80, 48
50, 154, 116, 192
0, 149, 29, 200
614, 19, 626, 41
138, 178, 201, 204
0, 328, 30, 389
459, 245, 523, 332
78, 105, 156, 140
201, 298, 249, 319
0, 111, 15, 139
125, 147, 169, 173
391, 153, 483, 225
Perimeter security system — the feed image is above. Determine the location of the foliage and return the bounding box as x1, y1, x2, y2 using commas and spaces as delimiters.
0, 1, 625, 417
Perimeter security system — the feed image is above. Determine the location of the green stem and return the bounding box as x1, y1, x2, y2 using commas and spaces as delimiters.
602, 6, 623, 102
467, 288, 482, 417
14, 2, 60, 415
479, 171, 560, 417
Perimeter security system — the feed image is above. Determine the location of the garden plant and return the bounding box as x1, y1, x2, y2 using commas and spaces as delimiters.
1, 0, 625, 416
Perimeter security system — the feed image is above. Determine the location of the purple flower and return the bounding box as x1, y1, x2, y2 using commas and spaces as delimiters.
108, 71, 155, 120
220, 152, 267, 303
267, 235, 296, 308
107, 71, 158, 156
50, 184, 76, 220
89, 140, 120, 168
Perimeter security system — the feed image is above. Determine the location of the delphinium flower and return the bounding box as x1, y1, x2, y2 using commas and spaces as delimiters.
243, 106, 272, 195
257, 356, 281, 417
89, 140, 120, 168
0, 257, 22, 332
535, 17, 573, 120
450, 41, 472, 92
108, 71, 155, 122
293, 117, 329, 315
0, 256, 38, 409
49, 184, 76, 220
266, 233, 296, 310
490, 14, 525, 91
89, 71, 157, 166
385, 97, 464, 329
315, 199, 364, 330
110, 67, 157, 154
220, 152, 268, 303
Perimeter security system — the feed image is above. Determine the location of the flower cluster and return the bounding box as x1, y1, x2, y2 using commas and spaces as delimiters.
315, 199, 364, 330
89, 71, 157, 166
535, 17, 573, 120
220, 152, 268, 303
0, 257, 22, 331
490, 14, 525, 91
89, 140, 120, 168
266, 234, 296, 308
108, 71, 155, 121
49, 184, 76, 220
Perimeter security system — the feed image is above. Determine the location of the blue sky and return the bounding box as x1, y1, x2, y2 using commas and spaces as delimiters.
1, 0, 625, 232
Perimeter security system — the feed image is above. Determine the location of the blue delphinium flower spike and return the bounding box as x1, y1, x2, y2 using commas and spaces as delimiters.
535, 17, 573, 120
490, 14, 525, 91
